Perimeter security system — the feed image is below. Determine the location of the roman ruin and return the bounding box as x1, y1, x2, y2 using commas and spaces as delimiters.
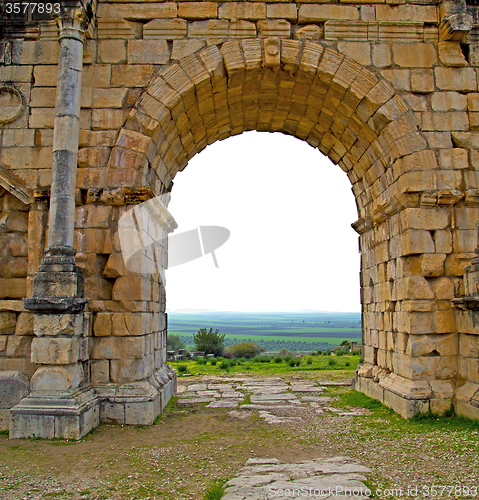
1, 0, 479, 438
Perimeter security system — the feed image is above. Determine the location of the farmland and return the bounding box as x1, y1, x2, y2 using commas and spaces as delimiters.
167, 310, 362, 352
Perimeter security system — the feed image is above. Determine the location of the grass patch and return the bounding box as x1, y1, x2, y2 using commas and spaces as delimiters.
203, 479, 227, 500
412, 404, 455, 421
340, 390, 385, 411
339, 389, 479, 434
136, 484, 165, 497
153, 396, 178, 425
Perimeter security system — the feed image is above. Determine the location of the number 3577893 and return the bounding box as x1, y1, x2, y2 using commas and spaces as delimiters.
3, 3, 61, 15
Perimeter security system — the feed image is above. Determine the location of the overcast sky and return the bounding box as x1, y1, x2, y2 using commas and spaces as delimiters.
165, 131, 361, 313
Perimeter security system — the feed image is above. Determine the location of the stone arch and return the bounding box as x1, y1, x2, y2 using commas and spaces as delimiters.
9, 33, 479, 438
109, 39, 431, 222
99, 38, 458, 420
5, 0, 479, 440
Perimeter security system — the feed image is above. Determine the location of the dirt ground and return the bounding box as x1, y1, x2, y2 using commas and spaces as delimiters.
1, 371, 477, 500
0, 373, 349, 500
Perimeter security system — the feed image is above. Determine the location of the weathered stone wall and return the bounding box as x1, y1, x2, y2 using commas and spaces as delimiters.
0, 192, 35, 377
1, 0, 479, 426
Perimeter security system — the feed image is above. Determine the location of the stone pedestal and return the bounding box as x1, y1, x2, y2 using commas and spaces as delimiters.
96, 366, 176, 425
11, 247, 98, 439
10, 387, 99, 439
353, 365, 433, 418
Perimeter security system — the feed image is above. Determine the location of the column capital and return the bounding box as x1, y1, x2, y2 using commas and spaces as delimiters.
439, 0, 473, 41
56, 0, 96, 41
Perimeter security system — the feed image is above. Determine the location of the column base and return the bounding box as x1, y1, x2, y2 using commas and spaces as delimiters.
95, 366, 177, 425
353, 363, 456, 418
9, 366, 177, 437
9, 386, 99, 440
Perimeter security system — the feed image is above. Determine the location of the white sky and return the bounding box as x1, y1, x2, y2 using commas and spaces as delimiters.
165, 131, 361, 313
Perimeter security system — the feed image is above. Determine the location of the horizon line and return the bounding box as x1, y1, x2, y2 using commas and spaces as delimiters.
166, 309, 362, 314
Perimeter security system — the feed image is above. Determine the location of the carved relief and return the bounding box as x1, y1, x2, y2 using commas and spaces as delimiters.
0, 86, 25, 126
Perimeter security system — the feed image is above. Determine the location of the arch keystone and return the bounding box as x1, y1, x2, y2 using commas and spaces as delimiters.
263, 37, 281, 67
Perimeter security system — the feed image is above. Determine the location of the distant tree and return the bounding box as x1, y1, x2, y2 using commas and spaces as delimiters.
167, 334, 185, 353
340, 340, 351, 348
193, 328, 226, 356
225, 341, 264, 359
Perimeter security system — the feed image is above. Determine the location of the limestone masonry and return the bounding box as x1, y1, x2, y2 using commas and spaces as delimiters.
1, 0, 479, 438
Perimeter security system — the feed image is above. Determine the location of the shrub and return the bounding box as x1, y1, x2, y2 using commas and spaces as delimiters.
306, 357, 313, 365
278, 348, 290, 356
177, 364, 188, 374
196, 356, 207, 364
193, 328, 226, 356
210, 358, 218, 366
273, 356, 283, 364
328, 358, 337, 366
219, 360, 230, 369
225, 341, 264, 359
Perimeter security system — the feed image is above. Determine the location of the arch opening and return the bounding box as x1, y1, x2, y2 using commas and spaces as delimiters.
165, 130, 361, 314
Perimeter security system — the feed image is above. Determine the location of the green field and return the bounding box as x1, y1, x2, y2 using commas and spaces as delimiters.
170, 352, 362, 375
167, 310, 362, 352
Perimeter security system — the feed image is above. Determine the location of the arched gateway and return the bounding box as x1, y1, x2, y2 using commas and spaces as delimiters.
1, 0, 479, 438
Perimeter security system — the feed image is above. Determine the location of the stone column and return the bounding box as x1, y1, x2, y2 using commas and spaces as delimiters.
48, 8, 85, 249
10, 2, 99, 439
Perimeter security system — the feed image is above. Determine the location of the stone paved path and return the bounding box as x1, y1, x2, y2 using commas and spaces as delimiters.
222, 457, 371, 499
178, 376, 371, 498
177, 377, 365, 425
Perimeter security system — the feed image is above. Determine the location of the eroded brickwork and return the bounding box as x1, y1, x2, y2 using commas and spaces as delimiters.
1, 0, 479, 433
